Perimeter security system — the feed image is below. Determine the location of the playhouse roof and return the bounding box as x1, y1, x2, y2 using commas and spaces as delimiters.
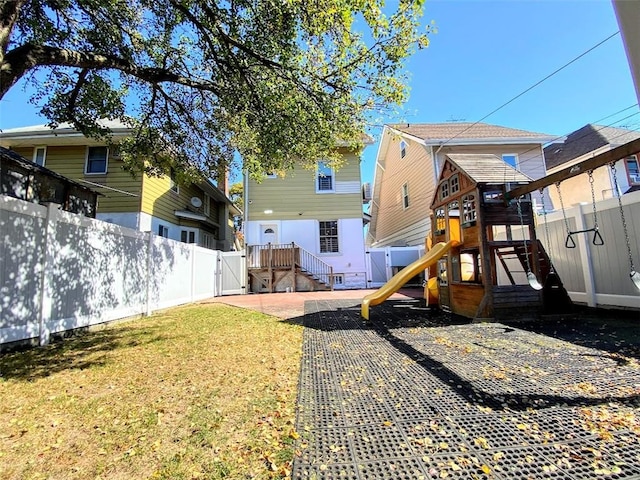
445, 153, 533, 184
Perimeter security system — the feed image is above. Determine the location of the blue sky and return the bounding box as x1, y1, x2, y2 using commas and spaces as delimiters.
1, 1, 637, 188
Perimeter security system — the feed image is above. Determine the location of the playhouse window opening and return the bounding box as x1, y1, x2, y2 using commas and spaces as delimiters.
434, 207, 446, 234
462, 194, 476, 226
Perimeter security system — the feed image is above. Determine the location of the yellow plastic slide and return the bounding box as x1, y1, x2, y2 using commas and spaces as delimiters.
361, 240, 457, 320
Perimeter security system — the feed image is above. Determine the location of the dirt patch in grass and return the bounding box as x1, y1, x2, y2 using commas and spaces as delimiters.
0, 304, 303, 480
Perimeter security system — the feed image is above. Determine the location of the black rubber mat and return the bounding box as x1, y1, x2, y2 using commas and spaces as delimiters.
292, 299, 640, 479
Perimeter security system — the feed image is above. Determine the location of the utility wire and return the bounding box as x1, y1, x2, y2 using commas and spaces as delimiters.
438, 31, 621, 148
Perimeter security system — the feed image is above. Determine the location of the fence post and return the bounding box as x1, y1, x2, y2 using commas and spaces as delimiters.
575, 202, 597, 307
145, 231, 153, 316
37, 202, 60, 346
268, 242, 273, 292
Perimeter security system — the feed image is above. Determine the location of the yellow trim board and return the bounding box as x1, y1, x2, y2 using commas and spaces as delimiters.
361, 240, 458, 320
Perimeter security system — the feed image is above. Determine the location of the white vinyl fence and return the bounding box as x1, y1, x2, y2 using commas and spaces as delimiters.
0, 196, 245, 347
536, 190, 640, 310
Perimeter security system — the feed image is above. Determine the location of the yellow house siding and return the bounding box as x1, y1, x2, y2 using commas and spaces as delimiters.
374, 137, 435, 243
141, 175, 223, 226
12, 145, 142, 213
247, 152, 363, 221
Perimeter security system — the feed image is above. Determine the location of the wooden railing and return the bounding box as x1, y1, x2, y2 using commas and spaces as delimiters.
247, 242, 334, 288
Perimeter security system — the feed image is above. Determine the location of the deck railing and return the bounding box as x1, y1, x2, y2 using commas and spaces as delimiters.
247, 242, 334, 288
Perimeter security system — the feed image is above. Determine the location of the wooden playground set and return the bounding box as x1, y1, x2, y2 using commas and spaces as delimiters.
362, 138, 640, 321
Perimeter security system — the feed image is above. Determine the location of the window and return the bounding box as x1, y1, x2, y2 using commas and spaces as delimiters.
85, 146, 108, 174
319, 220, 339, 253
316, 161, 334, 192
33, 147, 46, 166
333, 274, 344, 285
402, 183, 410, 209
449, 174, 460, 194
626, 155, 640, 184
462, 194, 477, 226
203, 193, 211, 216
181, 230, 196, 243
400, 140, 407, 159
502, 154, 518, 169
170, 168, 179, 193
158, 225, 169, 238
265, 171, 277, 178
440, 180, 449, 200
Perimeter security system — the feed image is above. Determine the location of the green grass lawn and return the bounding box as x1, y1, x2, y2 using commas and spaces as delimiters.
0, 304, 303, 480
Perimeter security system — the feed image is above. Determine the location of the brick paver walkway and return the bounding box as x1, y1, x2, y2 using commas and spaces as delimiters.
293, 298, 640, 479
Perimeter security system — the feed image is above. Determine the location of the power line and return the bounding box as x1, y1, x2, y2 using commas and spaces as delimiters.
438, 31, 621, 148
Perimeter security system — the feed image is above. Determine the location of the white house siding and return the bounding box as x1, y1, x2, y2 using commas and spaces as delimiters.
245, 217, 367, 289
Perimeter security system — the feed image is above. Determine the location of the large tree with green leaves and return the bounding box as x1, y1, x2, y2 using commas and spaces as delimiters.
1, 0, 429, 180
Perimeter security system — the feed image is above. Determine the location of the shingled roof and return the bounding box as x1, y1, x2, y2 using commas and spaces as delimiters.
543, 124, 640, 169
390, 122, 554, 144
445, 153, 532, 184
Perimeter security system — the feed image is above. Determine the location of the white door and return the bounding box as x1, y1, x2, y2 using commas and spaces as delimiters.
260, 224, 278, 245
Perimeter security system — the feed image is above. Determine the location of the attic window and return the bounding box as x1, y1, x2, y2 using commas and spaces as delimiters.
400, 140, 407, 159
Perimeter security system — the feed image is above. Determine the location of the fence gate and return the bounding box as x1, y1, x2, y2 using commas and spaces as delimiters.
366, 249, 389, 288
219, 250, 247, 295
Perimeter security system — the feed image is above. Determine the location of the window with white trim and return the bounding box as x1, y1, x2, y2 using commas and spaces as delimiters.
502, 154, 518, 169
170, 168, 179, 194
333, 274, 344, 286
400, 140, 407, 159
319, 220, 339, 253
626, 155, 639, 184
158, 225, 169, 238
33, 146, 46, 166
402, 183, 409, 209
316, 161, 334, 192
85, 146, 108, 174
181, 230, 196, 243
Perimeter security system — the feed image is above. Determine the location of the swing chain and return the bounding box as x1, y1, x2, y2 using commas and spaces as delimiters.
556, 181, 577, 248
556, 181, 571, 235
588, 170, 599, 230
610, 162, 636, 272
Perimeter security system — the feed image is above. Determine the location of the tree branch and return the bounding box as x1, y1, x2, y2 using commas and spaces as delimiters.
0, 0, 27, 60
0, 43, 221, 99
